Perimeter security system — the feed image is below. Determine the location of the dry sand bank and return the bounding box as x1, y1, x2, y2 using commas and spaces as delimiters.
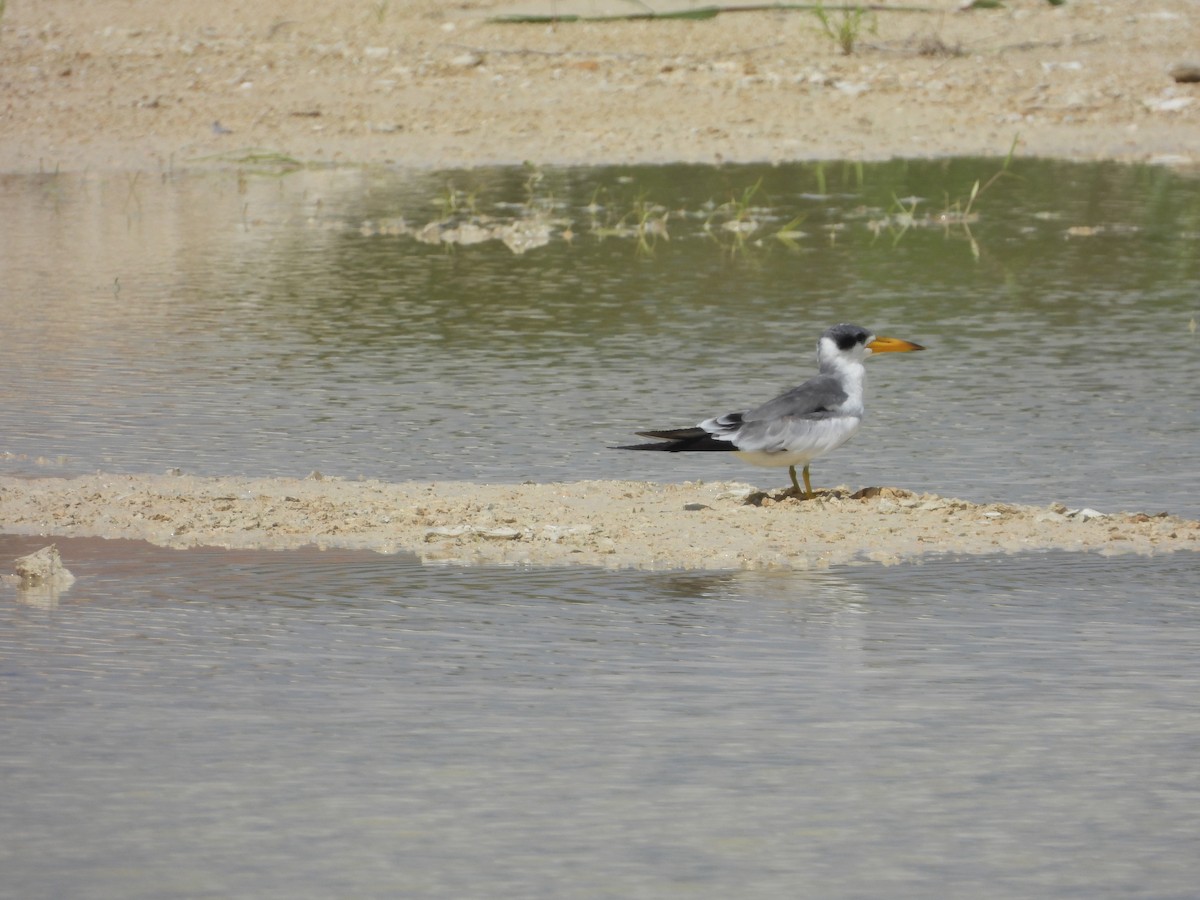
2, 474, 1196, 571
3, 0, 1199, 173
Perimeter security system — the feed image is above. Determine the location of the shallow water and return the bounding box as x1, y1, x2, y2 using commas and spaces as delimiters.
2, 534, 1199, 899
3, 160, 1200, 897
2, 159, 1199, 517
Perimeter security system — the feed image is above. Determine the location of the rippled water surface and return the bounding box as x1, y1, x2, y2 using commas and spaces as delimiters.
3, 159, 1200, 897
2, 159, 1198, 515
2, 535, 1199, 899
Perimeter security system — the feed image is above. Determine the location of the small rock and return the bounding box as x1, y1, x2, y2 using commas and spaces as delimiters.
450, 52, 483, 69
441, 222, 492, 246
850, 486, 913, 501
13, 545, 76, 589
716, 485, 758, 501
542, 524, 595, 542
1128, 513, 1163, 524
480, 527, 522, 541
424, 525, 473, 541
414, 221, 443, 245
497, 220, 552, 255
833, 80, 869, 96
1169, 62, 1200, 83
1143, 95, 1194, 113
851, 486, 884, 500
721, 219, 758, 234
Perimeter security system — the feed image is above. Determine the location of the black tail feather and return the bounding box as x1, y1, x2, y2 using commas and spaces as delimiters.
634, 427, 709, 440
614, 427, 735, 453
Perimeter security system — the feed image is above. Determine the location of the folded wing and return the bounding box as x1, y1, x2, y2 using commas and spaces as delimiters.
617, 373, 854, 455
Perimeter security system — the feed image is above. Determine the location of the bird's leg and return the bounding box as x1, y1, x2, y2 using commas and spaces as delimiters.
788, 465, 802, 494
801, 464, 814, 499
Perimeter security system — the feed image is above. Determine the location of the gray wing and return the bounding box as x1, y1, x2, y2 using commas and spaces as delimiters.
743, 373, 849, 422
700, 374, 852, 453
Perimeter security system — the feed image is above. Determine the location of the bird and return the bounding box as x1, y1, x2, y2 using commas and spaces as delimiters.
616, 323, 924, 498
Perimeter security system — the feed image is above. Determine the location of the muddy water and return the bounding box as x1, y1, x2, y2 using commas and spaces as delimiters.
3, 534, 1199, 898
2, 160, 1198, 517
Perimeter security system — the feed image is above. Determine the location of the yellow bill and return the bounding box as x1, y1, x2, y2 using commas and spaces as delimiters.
867, 336, 925, 353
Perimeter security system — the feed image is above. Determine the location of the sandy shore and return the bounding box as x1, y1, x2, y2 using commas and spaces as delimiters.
2, 474, 1197, 570
3, 0, 1199, 173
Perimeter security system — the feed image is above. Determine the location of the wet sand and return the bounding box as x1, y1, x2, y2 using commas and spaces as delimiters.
4, 1, 1200, 569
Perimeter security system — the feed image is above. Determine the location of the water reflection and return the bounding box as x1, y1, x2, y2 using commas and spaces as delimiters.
2, 535, 1199, 898
1, 160, 1198, 517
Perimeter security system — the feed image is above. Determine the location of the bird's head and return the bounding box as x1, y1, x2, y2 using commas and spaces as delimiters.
818, 324, 924, 371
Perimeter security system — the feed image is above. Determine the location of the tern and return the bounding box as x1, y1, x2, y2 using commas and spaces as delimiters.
617, 323, 924, 498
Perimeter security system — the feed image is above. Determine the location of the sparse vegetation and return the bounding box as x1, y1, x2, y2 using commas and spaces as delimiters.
432, 181, 480, 219
344, 144, 1029, 261
812, 3, 876, 55
915, 33, 965, 58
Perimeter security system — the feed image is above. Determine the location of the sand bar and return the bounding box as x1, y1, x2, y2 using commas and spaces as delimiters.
2, 474, 1196, 570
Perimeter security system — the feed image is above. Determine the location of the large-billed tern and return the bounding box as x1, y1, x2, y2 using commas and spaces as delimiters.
617, 323, 925, 498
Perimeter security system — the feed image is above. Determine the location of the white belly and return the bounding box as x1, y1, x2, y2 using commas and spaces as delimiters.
732, 416, 862, 469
